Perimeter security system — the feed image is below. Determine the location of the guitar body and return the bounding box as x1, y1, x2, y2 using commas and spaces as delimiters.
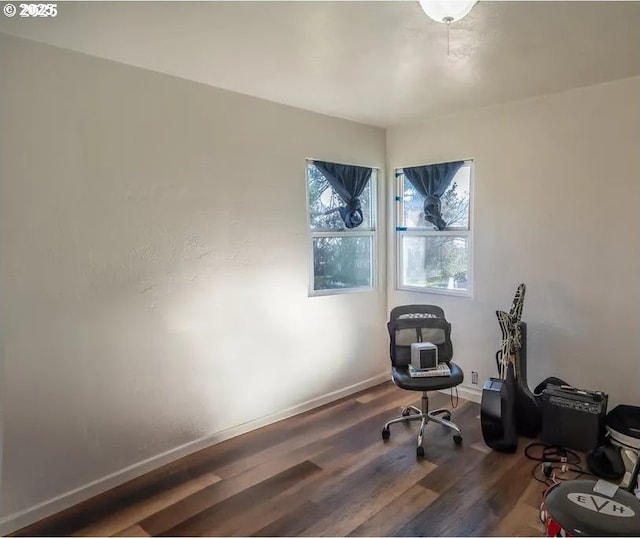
482, 283, 532, 451
481, 363, 517, 453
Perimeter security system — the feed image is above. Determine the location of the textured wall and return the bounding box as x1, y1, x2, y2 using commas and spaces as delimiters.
387, 76, 640, 408
0, 34, 387, 526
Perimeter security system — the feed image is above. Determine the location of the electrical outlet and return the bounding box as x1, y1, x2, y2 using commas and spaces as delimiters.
471, 371, 478, 385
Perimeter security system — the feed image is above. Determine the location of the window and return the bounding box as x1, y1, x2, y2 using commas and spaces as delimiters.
396, 160, 472, 296
307, 160, 377, 295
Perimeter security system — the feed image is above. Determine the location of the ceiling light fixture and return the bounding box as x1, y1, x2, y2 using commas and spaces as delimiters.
418, 0, 478, 24
419, 0, 477, 55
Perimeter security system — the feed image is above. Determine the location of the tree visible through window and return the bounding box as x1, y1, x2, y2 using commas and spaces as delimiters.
396, 161, 472, 295
307, 161, 376, 295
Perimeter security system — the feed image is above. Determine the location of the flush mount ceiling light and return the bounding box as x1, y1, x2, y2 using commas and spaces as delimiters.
419, 0, 478, 55
418, 0, 478, 24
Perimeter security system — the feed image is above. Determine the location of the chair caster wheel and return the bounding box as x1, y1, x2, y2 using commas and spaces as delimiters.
401, 408, 411, 417
382, 428, 390, 440
417, 446, 425, 458
453, 435, 463, 445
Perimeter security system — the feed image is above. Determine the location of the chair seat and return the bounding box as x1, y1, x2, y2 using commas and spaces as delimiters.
392, 361, 464, 391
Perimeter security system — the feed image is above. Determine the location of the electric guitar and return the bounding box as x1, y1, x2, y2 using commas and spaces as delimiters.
481, 284, 528, 452
497, 284, 545, 437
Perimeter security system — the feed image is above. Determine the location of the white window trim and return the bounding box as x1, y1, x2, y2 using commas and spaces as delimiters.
394, 160, 474, 298
306, 161, 378, 297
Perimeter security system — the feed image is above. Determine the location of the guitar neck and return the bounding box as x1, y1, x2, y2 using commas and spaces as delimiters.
496, 284, 527, 381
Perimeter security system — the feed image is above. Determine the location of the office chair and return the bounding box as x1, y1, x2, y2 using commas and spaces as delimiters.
382, 305, 464, 458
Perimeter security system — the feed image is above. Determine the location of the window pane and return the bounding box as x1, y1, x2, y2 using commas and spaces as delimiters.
401, 235, 469, 291
313, 236, 372, 291
400, 164, 470, 229
308, 163, 373, 230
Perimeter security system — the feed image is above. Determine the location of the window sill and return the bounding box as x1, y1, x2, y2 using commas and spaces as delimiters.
396, 284, 472, 298
309, 286, 375, 298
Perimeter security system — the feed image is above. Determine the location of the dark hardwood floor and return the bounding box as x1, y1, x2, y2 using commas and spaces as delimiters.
14, 382, 547, 537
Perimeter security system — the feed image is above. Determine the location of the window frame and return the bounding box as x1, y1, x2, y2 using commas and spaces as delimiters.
306, 159, 378, 297
395, 160, 474, 298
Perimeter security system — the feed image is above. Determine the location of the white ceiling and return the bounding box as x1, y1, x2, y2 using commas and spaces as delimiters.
1, 1, 639, 127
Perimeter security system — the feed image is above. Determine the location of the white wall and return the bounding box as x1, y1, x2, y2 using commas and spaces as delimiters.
0, 35, 388, 531
387, 77, 640, 408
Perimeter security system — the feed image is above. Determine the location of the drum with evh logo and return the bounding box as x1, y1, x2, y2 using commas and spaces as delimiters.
542, 480, 640, 536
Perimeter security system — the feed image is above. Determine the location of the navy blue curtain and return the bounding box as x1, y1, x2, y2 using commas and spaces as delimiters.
403, 161, 464, 230
314, 161, 372, 228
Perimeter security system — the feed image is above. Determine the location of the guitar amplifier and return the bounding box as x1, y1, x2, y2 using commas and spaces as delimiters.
540, 386, 608, 452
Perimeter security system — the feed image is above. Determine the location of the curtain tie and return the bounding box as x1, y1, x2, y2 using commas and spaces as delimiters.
339, 198, 364, 229
424, 194, 446, 230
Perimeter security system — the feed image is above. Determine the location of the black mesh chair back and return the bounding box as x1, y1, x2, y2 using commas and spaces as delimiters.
388, 305, 453, 367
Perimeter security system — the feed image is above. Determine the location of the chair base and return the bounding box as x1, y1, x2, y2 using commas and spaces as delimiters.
382, 391, 462, 457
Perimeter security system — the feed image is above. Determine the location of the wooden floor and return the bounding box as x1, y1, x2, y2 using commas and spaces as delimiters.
15, 382, 548, 537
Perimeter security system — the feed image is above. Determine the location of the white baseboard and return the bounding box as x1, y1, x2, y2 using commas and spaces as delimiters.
439, 384, 482, 404
0, 372, 389, 536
